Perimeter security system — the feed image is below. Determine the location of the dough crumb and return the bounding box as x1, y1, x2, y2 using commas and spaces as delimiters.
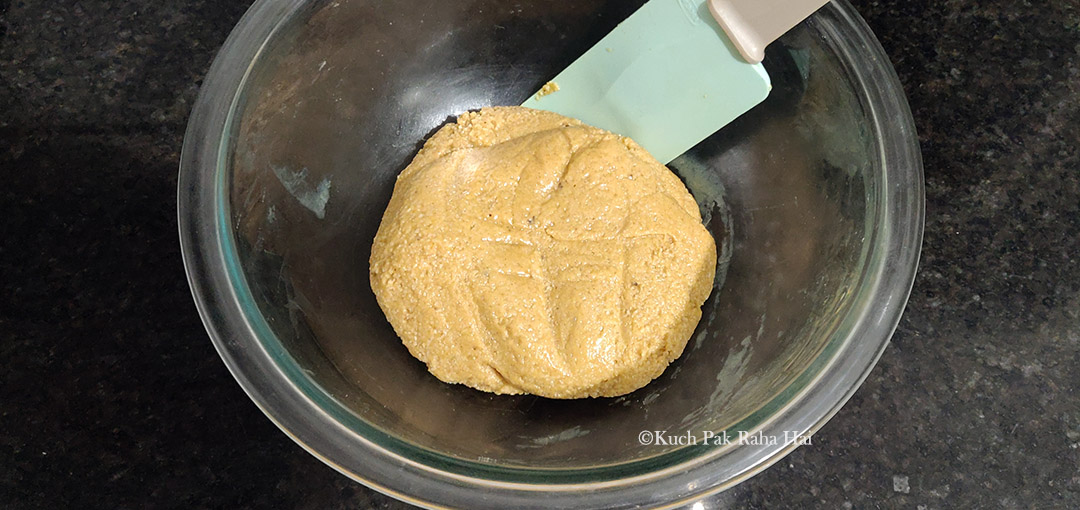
534, 81, 560, 99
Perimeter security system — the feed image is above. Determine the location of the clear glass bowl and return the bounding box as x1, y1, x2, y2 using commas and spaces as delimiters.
178, 0, 923, 508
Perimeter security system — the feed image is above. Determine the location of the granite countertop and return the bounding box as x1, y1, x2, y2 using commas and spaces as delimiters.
1, 0, 1078, 508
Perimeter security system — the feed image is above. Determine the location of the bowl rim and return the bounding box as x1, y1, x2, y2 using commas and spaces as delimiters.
177, 0, 924, 507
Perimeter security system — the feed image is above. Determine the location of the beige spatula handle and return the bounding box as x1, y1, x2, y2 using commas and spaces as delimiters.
708, 0, 831, 64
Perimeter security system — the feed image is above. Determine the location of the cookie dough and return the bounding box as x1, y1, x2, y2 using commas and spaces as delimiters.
370, 107, 716, 399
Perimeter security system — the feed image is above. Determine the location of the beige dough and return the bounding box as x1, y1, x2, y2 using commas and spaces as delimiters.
370, 107, 717, 399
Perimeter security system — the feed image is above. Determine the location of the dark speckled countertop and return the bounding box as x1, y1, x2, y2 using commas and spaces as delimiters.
1, 0, 1078, 508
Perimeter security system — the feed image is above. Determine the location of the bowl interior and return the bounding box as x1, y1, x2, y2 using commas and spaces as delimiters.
224, 0, 878, 477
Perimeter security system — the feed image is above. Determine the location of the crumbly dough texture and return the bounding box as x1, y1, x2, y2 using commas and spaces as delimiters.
370, 107, 716, 398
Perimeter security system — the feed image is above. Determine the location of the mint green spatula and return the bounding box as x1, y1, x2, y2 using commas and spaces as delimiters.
523, 0, 830, 164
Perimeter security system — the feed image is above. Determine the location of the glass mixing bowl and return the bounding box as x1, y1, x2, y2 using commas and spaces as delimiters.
178, 0, 923, 507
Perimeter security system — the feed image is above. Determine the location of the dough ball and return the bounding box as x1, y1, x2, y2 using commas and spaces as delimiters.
370, 106, 716, 399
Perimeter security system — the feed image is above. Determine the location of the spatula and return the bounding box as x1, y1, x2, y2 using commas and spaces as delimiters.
523, 0, 830, 164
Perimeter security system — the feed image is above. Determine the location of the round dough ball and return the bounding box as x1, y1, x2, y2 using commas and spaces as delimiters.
370, 106, 716, 399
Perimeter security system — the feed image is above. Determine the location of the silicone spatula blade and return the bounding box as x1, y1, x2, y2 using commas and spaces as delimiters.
523, 0, 828, 164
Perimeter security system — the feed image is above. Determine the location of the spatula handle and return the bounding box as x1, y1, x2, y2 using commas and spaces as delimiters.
707, 0, 831, 64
